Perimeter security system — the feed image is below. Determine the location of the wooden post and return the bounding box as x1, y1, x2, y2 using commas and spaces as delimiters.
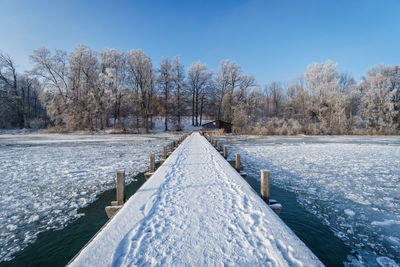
145, 153, 155, 180
261, 170, 270, 204
223, 146, 227, 158
235, 153, 240, 171
150, 153, 155, 173
116, 170, 125, 205
217, 142, 221, 151
161, 146, 167, 164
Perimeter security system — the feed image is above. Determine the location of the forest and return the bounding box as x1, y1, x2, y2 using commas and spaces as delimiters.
1, 44, 399, 134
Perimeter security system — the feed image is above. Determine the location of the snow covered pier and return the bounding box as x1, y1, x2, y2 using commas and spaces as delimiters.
70, 132, 322, 266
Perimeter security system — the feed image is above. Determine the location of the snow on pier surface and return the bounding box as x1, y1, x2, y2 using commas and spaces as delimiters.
70, 133, 322, 266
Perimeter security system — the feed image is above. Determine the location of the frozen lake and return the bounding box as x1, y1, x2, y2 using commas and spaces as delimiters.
220, 136, 400, 266
0, 134, 173, 262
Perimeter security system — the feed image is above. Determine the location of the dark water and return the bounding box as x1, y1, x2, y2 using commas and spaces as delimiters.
236, 162, 352, 266
0, 171, 149, 267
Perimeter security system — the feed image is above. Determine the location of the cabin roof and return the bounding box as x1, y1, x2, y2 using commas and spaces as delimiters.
201, 120, 231, 126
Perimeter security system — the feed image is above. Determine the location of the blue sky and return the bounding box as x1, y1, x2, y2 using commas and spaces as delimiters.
1, 0, 399, 85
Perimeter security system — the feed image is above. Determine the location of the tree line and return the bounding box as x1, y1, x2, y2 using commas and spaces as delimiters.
1, 45, 399, 134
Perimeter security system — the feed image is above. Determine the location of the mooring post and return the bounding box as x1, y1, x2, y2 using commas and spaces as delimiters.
161, 146, 167, 164
235, 153, 240, 171
145, 153, 155, 180
107, 170, 125, 217
213, 139, 217, 147
150, 153, 155, 173
261, 170, 270, 204
217, 142, 221, 151
116, 170, 125, 205
223, 146, 228, 158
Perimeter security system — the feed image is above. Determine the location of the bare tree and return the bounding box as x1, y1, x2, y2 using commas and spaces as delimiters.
30, 48, 70, 128
0, 52, 24, 127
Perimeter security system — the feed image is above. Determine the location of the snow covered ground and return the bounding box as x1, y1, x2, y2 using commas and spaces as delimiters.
0, 134, 174, 262
71, 133, 322, 266
219, 135, 400, 266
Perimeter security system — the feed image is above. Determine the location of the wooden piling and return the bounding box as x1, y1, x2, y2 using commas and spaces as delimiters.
145, 153, 155, 180
150, 153, 155, 173
105, 170, 125, 218
261, 170, 270, 204
235, 153, 240, 171
116, 170, 125, 205
172, 141, 176, 150
217, 142, 221, 151
161, 146, 167, 164
223, 146, 228, 158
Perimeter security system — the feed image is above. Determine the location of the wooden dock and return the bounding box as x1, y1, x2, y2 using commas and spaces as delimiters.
69, 132, 322, 266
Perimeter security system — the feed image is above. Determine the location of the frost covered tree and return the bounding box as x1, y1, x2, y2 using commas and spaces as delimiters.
214, 60, 255, 123
285, 79, 310, 126
359, 65, 399, 133
30, 47, 71, 128
3, 43, 399, 135
157, 57, 174, 131
172, 56, 185, 131
99, 49, 128, 129
265, 82, 284, 118
187, 62, 212, 126
68, 45, 102, 130
127, 49, 155, 133
224, 62, 242, 122
215, 60, 231, 120
304, 60, 346, 133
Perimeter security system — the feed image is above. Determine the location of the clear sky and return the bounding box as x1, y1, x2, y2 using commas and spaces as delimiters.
1, 0, 399, 85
